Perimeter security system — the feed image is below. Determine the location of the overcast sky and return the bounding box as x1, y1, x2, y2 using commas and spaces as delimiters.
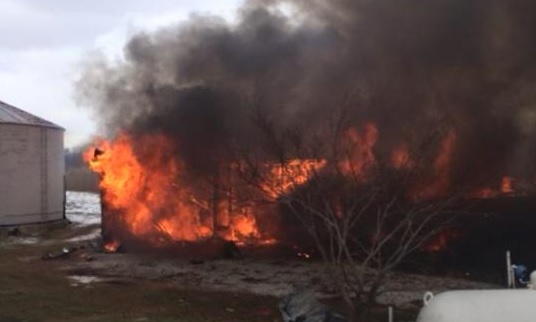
0, 0, 242, 148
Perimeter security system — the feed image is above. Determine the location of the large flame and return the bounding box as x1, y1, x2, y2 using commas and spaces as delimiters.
84, 123, 518, 250
84, 133, 215, 243
84, 132, 323, 247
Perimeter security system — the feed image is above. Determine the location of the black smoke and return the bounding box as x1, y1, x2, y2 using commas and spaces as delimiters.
77, 0, 536, 190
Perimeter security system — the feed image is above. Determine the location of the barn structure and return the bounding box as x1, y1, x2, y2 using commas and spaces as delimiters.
0, 100, 65, 226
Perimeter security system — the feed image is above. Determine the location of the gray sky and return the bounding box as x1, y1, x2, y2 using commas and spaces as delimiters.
0, 0, 242, 147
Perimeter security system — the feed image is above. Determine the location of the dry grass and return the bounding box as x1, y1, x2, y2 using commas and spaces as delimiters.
0, 224, 424, 322
0, 242, 280, 322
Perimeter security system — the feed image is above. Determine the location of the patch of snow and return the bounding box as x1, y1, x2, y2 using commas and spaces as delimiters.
68, 275, 103, 287
6, 236, 40, 245
66, 191, 101, 226
70, 254, 500, 307
66, 228, 101, 242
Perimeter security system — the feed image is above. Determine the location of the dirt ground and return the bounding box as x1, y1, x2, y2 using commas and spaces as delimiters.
0, 222, 501, 322
0, 225, 281, 322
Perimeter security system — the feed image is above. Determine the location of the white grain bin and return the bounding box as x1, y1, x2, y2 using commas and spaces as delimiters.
417, 289, 536, 322
0, 100, 65, 226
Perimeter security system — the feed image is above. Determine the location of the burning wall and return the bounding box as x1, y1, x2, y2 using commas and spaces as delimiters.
79, 0, 536, 249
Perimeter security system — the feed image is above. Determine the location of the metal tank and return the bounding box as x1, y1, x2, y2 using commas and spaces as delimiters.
417, 287, 536, 322
0, 100, 65, 225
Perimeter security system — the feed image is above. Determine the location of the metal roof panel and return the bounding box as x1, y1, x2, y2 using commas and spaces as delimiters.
0, 100, 63, 130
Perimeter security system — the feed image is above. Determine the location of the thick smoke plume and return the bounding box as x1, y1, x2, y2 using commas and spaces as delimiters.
78, 0, 536, 189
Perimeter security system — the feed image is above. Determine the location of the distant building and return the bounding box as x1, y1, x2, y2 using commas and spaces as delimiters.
0, 100, 65, 225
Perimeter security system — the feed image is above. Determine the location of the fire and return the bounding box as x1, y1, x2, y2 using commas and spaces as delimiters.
86, 133, 228, 245
411, 129, 457, 200
85, 132, 323, 247
468, 176, 518, 199
471, 187, 498, 199
424, 228, 461, 253
339, 123, 378, 176
501, 176, 514, 194
228, 211, 261, 242
85, 123, 519, 251
103, 240, 120, 253
85, 133, 215, 243
260, 159, 327, 199
391, 143, 412, 169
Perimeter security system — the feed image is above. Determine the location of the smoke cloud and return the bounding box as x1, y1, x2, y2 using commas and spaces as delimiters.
77, 0, 536, 189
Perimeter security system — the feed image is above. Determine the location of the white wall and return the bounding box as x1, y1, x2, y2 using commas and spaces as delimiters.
0, 123, 64, 225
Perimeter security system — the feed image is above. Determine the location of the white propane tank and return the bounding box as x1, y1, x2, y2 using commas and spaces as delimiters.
530, 271, 536, 289
417, 290, 536, 322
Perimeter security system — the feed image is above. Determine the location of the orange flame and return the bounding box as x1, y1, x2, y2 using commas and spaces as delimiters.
424, 228, 461, 253
468, 176, 520, 199
471, 187, 498, 199
391, 143, 412, 169
85, 122, 515, 250
103, 240, 120, 253
85, 133, 240, 244
411, 129, 457, 200
339, 123, 378, 176
501, 176, 514, 194
84, 132, 327, 247
260, 159, 327, 199
85, 133, 214, 242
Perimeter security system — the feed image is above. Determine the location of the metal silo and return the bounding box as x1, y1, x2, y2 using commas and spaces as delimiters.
0, 100, 65, 226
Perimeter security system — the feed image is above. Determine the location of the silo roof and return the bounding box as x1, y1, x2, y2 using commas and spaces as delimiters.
0, 100, 63, 130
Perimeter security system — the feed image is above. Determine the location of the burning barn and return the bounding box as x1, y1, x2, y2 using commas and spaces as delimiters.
78, 0, 536, 269
0, 100, 65, 226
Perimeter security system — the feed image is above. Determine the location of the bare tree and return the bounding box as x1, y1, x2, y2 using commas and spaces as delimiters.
236, 107, 458, 321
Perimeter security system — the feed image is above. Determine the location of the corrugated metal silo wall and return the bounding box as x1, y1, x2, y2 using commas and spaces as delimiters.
0, 124, 64, 225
